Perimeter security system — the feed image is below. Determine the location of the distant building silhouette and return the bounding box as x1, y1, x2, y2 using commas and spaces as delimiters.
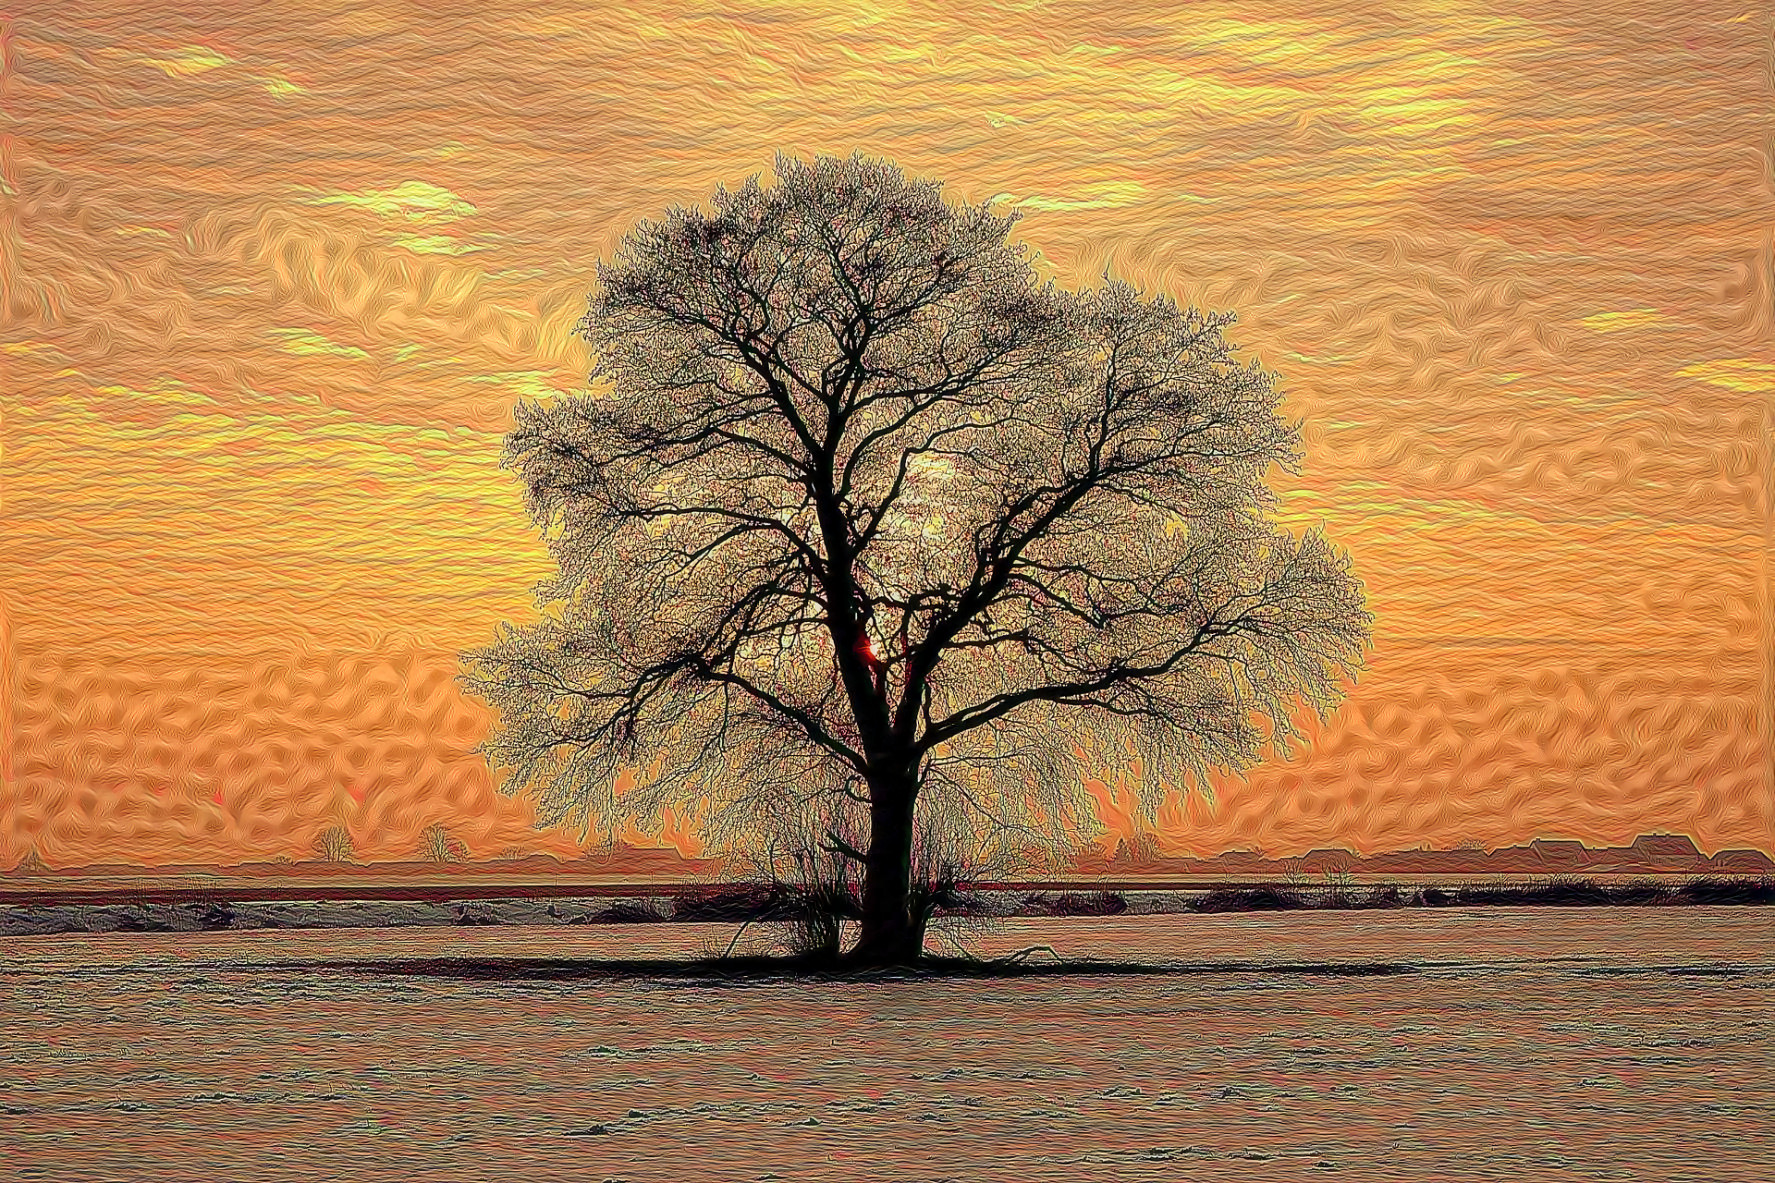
1709, 848, 1774, 873
1628, 833, 1701, 863
1068, 829, 1763, 882
1528, 838, 1588, 870
1295, 848, 1359, 875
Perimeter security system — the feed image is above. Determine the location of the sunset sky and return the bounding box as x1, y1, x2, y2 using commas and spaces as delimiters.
3, 0, 1770, 869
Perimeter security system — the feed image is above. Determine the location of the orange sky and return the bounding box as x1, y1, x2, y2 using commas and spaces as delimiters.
2, 0, 1770, 869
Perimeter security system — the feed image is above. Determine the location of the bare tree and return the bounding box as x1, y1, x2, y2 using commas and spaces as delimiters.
420, 824, 467, 864
313, 826, 355, 865
461, 153, 1372, 965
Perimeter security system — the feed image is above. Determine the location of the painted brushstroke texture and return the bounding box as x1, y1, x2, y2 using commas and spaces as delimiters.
1, 0, 1769, 866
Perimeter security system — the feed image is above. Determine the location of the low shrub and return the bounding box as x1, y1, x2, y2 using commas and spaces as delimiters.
1190, 886, 1307, 913
112, 906, 172, 933
597, 899, 670, 923
452, 904, 500, 926
1679, 876, 1775, 906
1015, 891, 1128, 917
1360, 884, 1406, 909
1607, 879, 1676, 906
1450, 879, 1610, 907
671, 885, 786, 922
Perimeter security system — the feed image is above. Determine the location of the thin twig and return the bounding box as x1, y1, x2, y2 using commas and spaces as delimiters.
929, 928, 984, 962
722, 918, 758, 959
994, 943, 1063, 966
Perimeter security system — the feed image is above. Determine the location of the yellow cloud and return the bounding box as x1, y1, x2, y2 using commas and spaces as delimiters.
1012, 181, 1147, 212
1581, 309, 1665, 333
1187, 16, 1341, 64
137, 46, 231, 77
1675, 359, 1775, 393
1355, 92, 1473, 138
259, 75, 304, 98
269, 328, 371, 360
391, 233, 484, 255
1131, 62, 1310, 119
93, 378, 215, 407
468, 371, 569, 400
305, 180, 477, 223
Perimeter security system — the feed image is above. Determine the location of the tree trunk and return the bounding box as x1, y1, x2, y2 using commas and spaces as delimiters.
848, 774, 921, 966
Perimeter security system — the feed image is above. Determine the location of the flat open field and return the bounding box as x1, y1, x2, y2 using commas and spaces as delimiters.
4, 908, 1771, 1182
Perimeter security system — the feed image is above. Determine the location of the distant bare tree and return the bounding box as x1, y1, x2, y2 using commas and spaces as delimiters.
462, 153, 1372, 965
420, 824, 467, 864
313, 826, 355, 864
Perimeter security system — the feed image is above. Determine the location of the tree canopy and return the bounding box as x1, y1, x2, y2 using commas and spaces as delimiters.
461, 152, 1372, 963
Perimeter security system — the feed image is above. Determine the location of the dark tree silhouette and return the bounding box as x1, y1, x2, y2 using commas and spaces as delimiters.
313, 825, 355, 865
461, 153, 1372, 965
742, 780, 1023, 960
420, 824, 468, 864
